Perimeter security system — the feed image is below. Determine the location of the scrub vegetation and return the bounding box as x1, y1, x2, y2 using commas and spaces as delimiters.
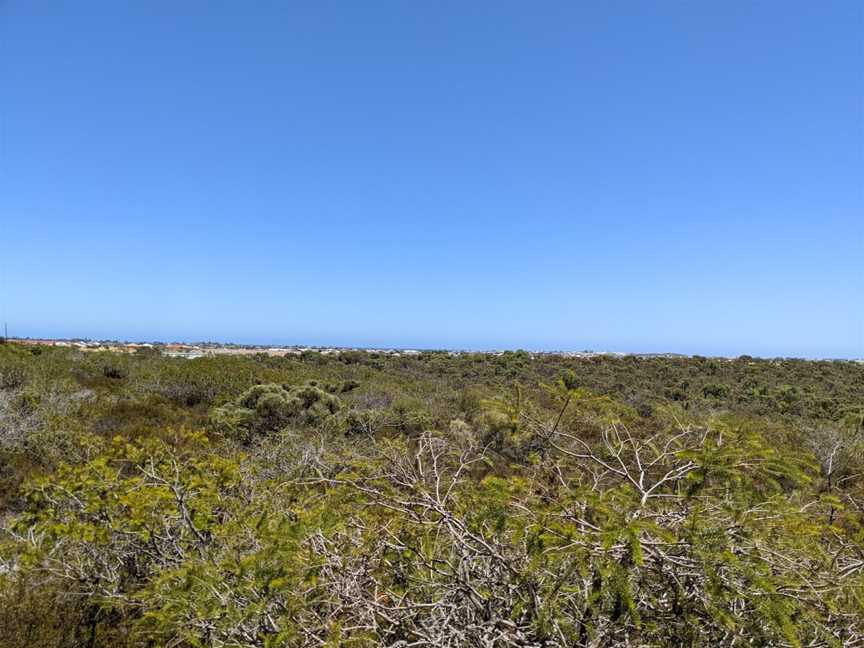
1, 343, 862, 646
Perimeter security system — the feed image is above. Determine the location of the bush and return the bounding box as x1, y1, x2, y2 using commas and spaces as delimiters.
211, 383, 341, 441
342, 408, 386, 436
0, 366, 27, 391
102, 364, 127, 380
702, 383, 728, 399
388, 397, 433, 435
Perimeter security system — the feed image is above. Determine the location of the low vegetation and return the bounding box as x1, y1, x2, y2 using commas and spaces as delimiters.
0, 343, 862, 646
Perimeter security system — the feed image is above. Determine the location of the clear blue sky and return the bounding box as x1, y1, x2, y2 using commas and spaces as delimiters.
1, 2, 862, 357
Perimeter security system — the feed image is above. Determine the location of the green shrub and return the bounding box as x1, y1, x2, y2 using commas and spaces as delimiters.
211, 383, 341, 441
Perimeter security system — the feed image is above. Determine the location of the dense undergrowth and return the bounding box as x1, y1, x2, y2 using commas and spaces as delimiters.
0, 343, 862, 646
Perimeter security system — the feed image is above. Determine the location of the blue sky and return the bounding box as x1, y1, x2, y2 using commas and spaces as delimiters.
1, 2, 862, 357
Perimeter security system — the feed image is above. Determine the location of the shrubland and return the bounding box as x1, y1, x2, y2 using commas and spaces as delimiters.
0, 343, 862, 646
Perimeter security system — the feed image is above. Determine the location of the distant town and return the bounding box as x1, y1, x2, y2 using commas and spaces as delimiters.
3, 336, 862, 363
2, 336, 695, 360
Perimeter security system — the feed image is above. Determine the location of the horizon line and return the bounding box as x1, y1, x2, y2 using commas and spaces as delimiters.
4, 334, 861, 363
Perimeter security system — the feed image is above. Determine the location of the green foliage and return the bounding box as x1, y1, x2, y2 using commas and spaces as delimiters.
0, 344, 863, 646
211, 382, 341, 441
